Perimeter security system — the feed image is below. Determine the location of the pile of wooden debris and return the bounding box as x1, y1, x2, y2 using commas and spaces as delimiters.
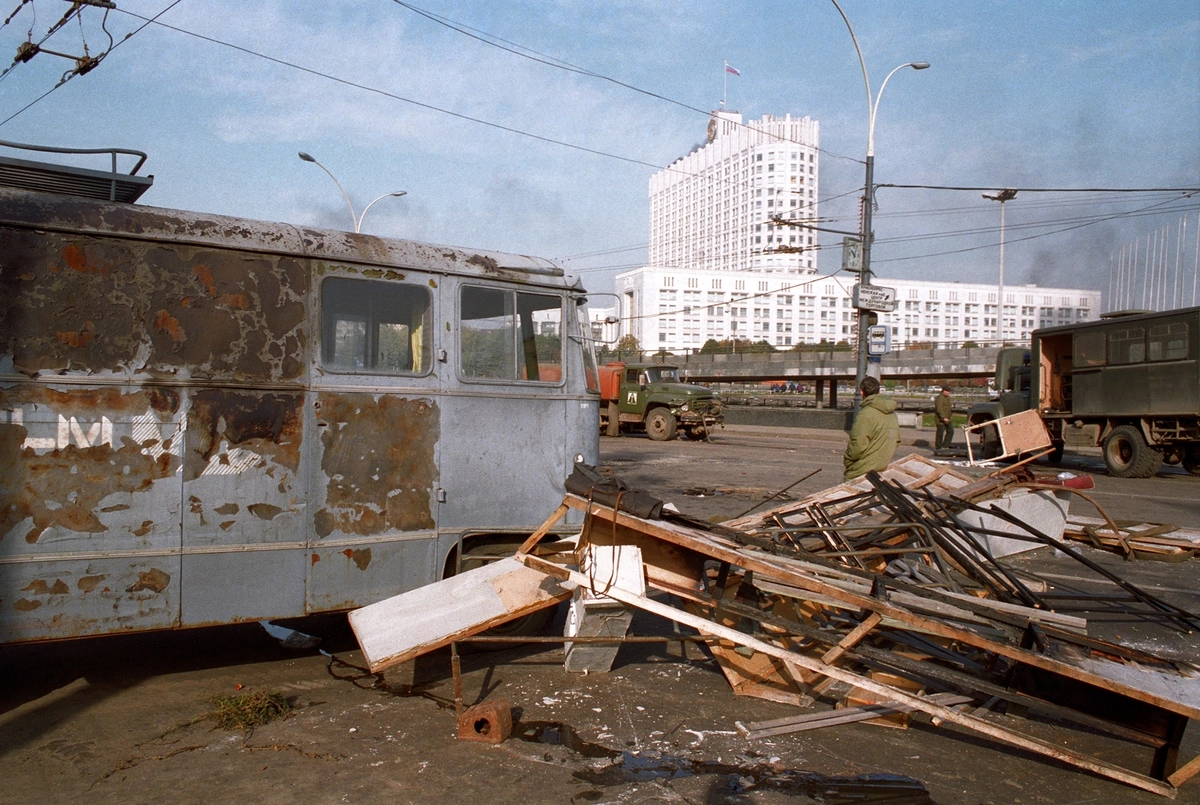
350, 455, 1200, 798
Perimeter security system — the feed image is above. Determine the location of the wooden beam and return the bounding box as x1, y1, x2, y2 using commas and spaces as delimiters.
1168, 753, 1200, 788
514, 502, 571, 557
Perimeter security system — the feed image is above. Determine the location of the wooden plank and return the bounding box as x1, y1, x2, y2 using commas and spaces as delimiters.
349, 557, 573, 673
1168, 753, 1200, 787
520, 552, 1176, 798
740, 693, 973, 739
821, 612, 882, 666
514, 502, 571, 556
564, 494, 1200, 721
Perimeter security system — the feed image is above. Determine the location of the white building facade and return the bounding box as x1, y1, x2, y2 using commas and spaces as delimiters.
649, 111, 821, 275
627, 109, 1101, 354
615, 264, 1101, 353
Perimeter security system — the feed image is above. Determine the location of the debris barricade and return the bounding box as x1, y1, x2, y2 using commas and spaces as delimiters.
350, 456, 1200, 796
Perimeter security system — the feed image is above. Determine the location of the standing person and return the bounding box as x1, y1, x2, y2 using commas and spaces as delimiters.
934, 386, 954, 450
843, 377, 901, 481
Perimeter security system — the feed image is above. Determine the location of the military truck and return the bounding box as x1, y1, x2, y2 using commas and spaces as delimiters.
598, 362, 723, 441
967, 307, 1200, 477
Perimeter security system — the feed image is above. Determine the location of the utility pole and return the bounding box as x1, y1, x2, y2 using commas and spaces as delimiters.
983, 189, 1017, 343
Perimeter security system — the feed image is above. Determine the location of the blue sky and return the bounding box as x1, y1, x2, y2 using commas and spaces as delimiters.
1, 1, 1197, 300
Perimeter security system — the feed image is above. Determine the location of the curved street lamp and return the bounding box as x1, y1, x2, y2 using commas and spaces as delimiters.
298, 152, 406, 234
983, 189, 1018, 343
830, 0, 929, 410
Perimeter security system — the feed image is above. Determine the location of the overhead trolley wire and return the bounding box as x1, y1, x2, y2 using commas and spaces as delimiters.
389, 0, 863, 166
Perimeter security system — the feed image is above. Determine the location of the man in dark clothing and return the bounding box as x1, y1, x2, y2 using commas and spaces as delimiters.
843, 377, 900, 481
934, 386, 954, 450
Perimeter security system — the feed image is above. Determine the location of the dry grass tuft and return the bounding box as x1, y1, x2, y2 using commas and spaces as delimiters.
207, 690, 292, 730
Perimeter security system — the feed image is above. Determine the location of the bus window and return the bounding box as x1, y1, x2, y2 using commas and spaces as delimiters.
321, 277, 431, 374
460, 286, 563, 383
1148, 323, 1189, 361
1108, 327, 1145, 365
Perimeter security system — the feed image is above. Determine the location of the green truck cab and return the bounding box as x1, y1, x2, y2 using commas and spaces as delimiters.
598, 362, 723, 441
967, 307, 1200, 477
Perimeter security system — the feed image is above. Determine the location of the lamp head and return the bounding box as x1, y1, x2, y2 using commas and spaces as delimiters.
911, 62, 930, 70
983, 188, 1019, 202
298, 152, 316, 163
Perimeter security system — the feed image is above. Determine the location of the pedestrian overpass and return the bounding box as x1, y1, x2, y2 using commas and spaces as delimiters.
655, 345, 1005, 408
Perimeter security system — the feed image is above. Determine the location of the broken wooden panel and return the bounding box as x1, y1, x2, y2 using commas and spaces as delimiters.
725, 453, 974, 533
965, 409, 1052, 464
563, 543, 643, 673
349, 556, 574, 673
0, 227, 308, 381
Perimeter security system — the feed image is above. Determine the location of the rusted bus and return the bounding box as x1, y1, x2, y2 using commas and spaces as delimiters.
0, 188, 599, 643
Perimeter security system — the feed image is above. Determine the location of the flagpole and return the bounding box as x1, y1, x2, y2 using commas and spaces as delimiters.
723, 60, 728, 108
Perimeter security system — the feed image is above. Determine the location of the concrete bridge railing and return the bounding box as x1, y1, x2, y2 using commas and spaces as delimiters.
665, 346, 1003, 383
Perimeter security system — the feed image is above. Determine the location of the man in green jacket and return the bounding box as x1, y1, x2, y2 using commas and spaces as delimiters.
843, 377, 900, 481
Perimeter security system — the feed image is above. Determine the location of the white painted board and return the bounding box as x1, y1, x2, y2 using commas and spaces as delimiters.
349, 557, 574, 673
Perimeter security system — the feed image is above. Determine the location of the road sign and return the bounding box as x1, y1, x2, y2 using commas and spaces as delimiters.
841, 237, 862, 274
867, 324, 891, 356
852, 283, 897, 312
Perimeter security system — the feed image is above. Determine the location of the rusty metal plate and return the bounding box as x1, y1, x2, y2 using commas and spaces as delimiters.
0, 228, 307, 381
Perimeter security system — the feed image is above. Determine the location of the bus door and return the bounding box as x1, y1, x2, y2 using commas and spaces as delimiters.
438, 283, 570, 542
306, 272, 441, 611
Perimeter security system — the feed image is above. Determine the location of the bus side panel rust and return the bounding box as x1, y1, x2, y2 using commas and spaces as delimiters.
312, 392, 438, 537
307, 391, 439, 612
0, 229, 307, 381
0, 385, 184, 640
180, 389, 308, 625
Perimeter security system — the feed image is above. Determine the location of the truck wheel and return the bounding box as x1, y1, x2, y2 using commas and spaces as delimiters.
975, 419, 1002, 459
645, 409, 677, 441
1183, 444, 1200, 477
1103, 425, 1159, 478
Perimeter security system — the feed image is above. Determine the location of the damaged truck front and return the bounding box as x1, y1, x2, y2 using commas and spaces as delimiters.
0, 187, 600, 644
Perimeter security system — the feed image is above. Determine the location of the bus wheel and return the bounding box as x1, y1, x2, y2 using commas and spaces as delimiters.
646, 409, 677, 441
1103, 425, 1160, 478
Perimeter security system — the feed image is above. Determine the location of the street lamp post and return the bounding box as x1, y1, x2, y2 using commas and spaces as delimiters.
983, 189, 1018, 344
830, 1, 928, 412
298, 152, 406, 234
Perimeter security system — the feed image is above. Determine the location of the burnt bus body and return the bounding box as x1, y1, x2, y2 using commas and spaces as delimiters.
0, 188, 599, 643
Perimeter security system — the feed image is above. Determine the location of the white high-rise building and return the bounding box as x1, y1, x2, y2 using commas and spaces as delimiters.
649, 111, 820, 275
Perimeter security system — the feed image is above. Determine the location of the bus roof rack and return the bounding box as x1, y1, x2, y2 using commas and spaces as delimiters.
0, 138, 153, 203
